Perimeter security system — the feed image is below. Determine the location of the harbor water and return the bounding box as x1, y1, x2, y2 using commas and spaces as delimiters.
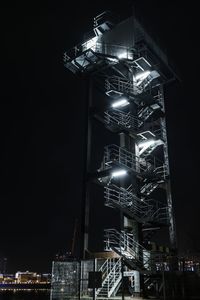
0, 290, 50, 300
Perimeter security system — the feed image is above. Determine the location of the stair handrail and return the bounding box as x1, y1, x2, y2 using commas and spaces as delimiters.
104, 109, 142, 129
96, 258, 121, 297
104, 184, 155, 220
103, 144, 149, 173
64, 42, 134, 62
104, 229, 152, 267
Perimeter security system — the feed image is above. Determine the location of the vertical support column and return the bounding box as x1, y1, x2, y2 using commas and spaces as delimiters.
81, 76, 93, 259
92, 258, 97, 300
119, 109, 142, 293
159, 85, 177, 250
121, 258, 125, 300
133, 270, 140, 293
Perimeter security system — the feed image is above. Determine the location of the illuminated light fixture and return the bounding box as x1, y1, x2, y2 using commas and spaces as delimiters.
138, 139, 155, 148
112, 98, 129, 108
135, 70, 151, 81
107, 57, 118, 63
82, 36, 98, 51
134, 70, 151, 87
117, 52, 127, 59
111, 169, 127, 178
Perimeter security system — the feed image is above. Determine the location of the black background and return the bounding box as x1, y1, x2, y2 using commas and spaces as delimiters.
0, 0, 199, 273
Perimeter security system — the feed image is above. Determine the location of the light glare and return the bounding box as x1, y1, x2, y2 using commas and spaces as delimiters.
82, 36, 98, 51
138, 139, 155, 148
112, 169, 127, 178
112, 98, 129, 108
117, 52, 127, 59
135, 70, 151, 81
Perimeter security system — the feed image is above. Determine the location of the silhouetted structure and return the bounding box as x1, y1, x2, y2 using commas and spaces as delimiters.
50, 10, 193, 300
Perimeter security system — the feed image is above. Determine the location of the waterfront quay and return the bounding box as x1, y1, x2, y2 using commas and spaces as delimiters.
0, 271, 51, 290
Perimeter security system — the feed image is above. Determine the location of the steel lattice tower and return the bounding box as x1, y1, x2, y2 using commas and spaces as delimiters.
60, 10, 178, 298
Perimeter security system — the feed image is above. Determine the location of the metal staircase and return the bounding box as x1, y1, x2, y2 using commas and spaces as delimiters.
105, 56, 160, 97
104, 109, 164, 145
104, 109, 142, 133
105, 75, 145, 97
103, 99, 163, 141
104, 229, 160, 273
99, 144, 167, 182
140, 165, 167, 197
101, 144, 151, 175
62, 12, 177, 300
139, 139, 164, 158
104, 184, 168, 225
134, 70, 160, 92
140, 181, 160, 196
137, 102, 161, 123
96, 258, 122, 297
105, 76, 136, 97
64, 41, 135, 75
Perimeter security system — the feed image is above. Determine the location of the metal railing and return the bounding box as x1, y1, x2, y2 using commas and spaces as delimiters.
104, 184, 169, 224
136, 70, 160, 91
105, 69, 159, 97
105, 76, 143, 96
101, 144, 168, 179
104, 184, 153, 220
96, 258, 122, 297
139, 139, 164, 159
104, 110, 166, 142
104, 229, 156, 271
102, 144, 150, 174
138, 104, 159, 122
140, 165, 168, 196
104, 109, 143, 132
63, 42, 134, 62
140, 181, 159, 196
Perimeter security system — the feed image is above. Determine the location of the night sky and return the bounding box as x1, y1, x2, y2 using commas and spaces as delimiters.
1, 1, 199, 273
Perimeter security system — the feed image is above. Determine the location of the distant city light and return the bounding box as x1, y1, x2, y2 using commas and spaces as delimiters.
112, 98, 129, 108
111, 169, 127, 178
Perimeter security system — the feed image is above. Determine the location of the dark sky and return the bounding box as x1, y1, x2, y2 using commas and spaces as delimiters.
0, 1, 199, 273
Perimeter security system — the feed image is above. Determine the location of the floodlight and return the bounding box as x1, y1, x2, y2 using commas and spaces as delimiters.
112, 98, 129, 108
111, 169, 127, 178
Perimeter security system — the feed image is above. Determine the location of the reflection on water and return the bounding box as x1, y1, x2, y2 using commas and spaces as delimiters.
0, 290, 50, 300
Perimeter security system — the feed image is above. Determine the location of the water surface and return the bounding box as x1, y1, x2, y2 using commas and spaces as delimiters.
0, 290, 50, 300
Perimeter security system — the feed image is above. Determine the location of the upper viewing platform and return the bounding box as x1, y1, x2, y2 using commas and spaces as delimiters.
63, 11, 178, 83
